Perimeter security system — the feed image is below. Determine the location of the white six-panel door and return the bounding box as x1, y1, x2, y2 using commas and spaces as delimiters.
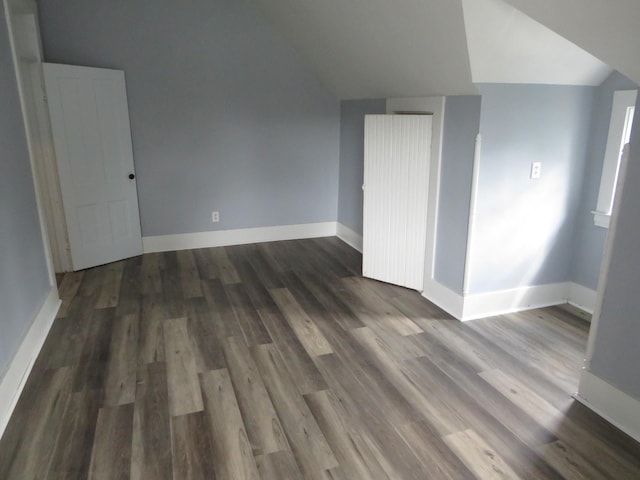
43, 63, 142, 271
363, 115, 432, 291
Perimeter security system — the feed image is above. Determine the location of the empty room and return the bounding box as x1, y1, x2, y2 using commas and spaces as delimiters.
2, 0, 640, 478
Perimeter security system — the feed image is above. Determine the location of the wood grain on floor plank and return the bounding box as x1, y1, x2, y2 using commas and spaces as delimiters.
131, 362, 173, 480
201, 368, 261, 480
95, 261, 125, 309
480, 368, 640, 478
269, 288, 333, 357
535, 440, 610, 480
170, 411, 217, 480
163, 317, 204, 417
176, 249, 203, 298
252, 344, 339, 479
0, 367, 73, 480
255, 450, 304, 480
304, 389, 391, 480
104, 312, 139, 406
2, 237, 640, 480
223, 336, 289, 455
88, 404, 134, 480
443, 428, 523, 480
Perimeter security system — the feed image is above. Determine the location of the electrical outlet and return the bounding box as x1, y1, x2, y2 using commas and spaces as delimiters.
212, 211, 220, 223
530, 162, 541, 179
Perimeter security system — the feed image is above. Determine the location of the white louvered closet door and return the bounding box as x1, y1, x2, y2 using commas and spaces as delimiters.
363, 115, 432, 291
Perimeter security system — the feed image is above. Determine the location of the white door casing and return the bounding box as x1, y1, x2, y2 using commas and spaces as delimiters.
363, 114, 432, 291
3, 0, 63, 278
43, 63, 143, 270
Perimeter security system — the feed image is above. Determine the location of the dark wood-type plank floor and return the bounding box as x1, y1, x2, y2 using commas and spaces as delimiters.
2, 237, 640, 479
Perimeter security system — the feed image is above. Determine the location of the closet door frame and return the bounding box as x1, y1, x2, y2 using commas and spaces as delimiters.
385, 97, 445, 293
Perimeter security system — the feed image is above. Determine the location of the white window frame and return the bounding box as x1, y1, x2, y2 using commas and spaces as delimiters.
592, 89, 637, 228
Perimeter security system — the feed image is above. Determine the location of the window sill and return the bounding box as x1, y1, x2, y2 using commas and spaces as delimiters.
592, 211, 611, 229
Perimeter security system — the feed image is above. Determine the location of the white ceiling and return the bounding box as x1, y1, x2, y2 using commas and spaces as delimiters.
255, 0, 637, 99
253, 0, 476, 99
502, 0, 640, 87
462, 0, 611, 86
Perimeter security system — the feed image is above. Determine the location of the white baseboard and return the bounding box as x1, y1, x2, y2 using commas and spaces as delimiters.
0, 286, 60, 438
421, 278, 464, 319
143, 221, 338, 253
576, 370, 640, 443
461, 282, 568, 321
422, 279, 594, 322
336, 223, 363, 252
567, 282, 597, 314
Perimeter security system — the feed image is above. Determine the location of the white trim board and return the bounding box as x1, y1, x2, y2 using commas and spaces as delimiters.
422, 278, 464, 319
0, 286, 60, 439
336, 222, 363, 252
3, 0, 60, 282
421, 280, 596, 321
567, 282, 597, 314
576, 370, 640, 443
143, 221, 338, 253
461, 282, 569, 321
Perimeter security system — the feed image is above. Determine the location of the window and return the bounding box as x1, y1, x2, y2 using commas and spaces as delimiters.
593, 89, 637, 228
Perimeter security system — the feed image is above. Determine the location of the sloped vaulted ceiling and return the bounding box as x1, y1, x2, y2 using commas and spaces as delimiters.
253, 0, 476, 99
462, 0, 611, 86
502, 0, 640, 86
255, 0, 637, 100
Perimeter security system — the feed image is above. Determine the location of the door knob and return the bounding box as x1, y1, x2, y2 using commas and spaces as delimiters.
128, 173, 135, 180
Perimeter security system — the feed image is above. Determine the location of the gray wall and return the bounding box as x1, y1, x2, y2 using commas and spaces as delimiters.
337, 99, 386, 234
434, 96, 482, 293
469, 84, 595, 294
38, 0, 340, 236
570, 71, 638, 290
589, 97, 640, 399
0, 4, 51, 379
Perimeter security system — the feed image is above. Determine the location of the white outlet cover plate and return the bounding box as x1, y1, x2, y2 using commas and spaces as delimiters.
531, 162, 541, 179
